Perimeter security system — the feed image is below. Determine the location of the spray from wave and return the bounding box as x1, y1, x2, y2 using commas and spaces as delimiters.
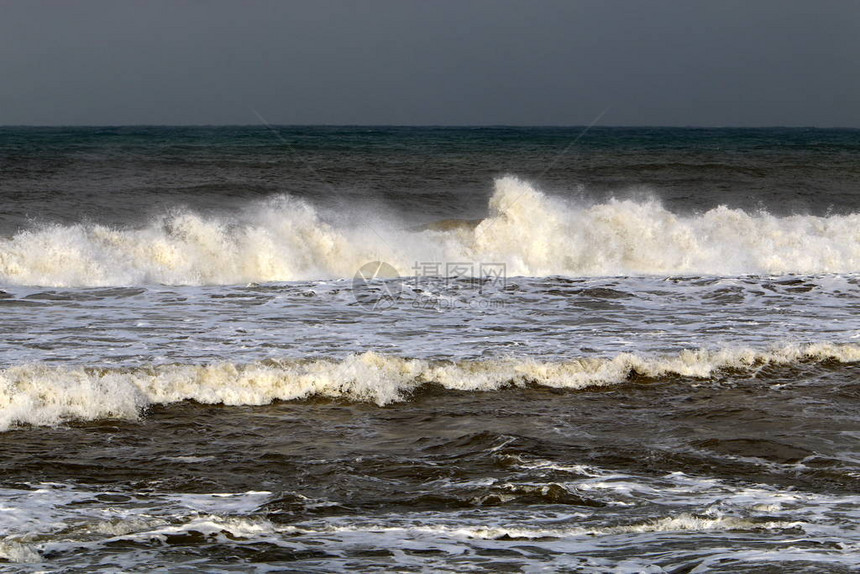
1, 343, 858, 430
1, 176, 858, 287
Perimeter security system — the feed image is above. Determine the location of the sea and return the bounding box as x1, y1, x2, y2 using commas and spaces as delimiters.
0, 126, 858, 573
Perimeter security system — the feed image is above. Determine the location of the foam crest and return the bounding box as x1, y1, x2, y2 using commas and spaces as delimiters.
0, 196, 374, 286
448, 512, 800, 540
473, 177, 860, 276
1, 343, 857, 430
1, 177, 858, 287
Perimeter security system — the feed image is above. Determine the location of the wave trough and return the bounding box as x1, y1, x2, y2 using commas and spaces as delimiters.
1, 177, 858, 287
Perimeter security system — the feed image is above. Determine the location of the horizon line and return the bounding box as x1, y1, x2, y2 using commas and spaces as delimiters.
1, 123, 858, 130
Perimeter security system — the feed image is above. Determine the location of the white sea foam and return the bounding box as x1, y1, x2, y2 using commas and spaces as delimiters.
1, 176, 858, 287
2, 476, 858, 568
1, 343, 857, 430
0, 484, 281, 564
0, 539, 41, 563
443, 512, 801, 540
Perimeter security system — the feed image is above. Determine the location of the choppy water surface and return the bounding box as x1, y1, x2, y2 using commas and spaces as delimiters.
1, 127, 859, 572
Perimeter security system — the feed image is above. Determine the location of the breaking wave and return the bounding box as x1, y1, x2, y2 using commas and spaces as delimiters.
1, 343, 858, 430
0, 176, 858, 287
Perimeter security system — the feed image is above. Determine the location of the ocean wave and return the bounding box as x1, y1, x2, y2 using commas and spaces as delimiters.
1, 343, 858, 430
1, 176, 858, 287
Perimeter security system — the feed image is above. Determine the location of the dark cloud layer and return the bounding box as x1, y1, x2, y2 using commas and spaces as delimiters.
1, 0, 857, 126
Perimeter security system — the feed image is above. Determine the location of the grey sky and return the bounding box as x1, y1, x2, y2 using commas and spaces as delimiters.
1, 0, 858, 126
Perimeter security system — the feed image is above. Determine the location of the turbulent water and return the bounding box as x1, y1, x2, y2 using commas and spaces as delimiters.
1, 126, 859, 572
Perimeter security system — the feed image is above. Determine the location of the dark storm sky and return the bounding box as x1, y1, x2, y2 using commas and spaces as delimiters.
1, 0, 858, 126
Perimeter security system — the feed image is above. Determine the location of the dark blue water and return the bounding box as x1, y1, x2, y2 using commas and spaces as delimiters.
2, 127, 858, 234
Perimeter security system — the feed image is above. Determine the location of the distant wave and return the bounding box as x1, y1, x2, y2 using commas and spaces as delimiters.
1, 343, 858, 430
1, 176, 859, 287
